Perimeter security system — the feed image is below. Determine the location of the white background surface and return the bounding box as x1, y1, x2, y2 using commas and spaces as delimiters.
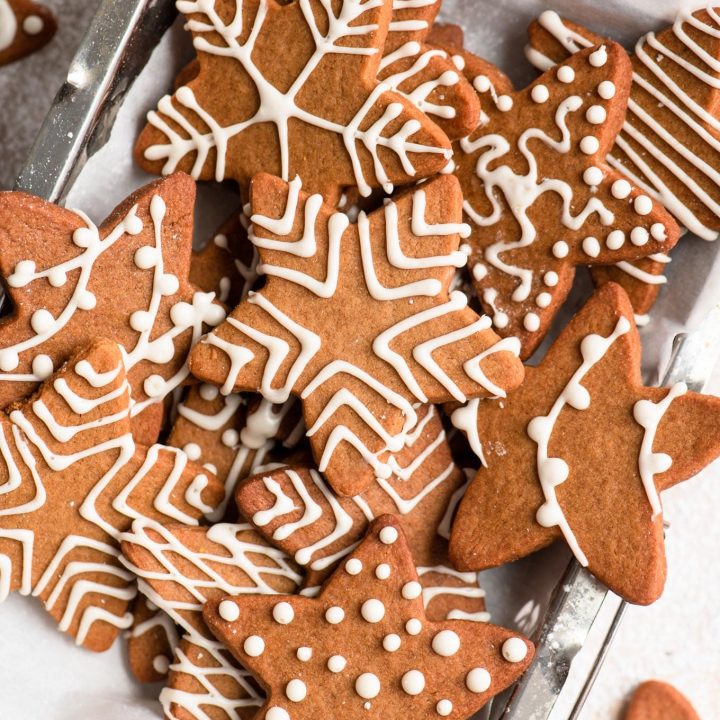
0, 1, 718, 718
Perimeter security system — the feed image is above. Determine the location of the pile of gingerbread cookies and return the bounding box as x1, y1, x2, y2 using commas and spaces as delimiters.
0, 0, 718, 718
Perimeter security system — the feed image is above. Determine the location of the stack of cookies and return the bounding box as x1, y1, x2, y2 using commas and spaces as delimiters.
1, 1, 719, 718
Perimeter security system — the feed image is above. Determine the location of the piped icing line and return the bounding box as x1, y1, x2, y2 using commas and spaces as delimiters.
143, 0, 449, 196
416, 565, 489, 622
528, 8, 720, 241
527, 315, 631, 566
633, 382, 687, 517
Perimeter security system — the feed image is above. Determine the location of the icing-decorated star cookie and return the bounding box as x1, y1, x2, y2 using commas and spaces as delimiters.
0, 338, 224, 651
204, 515, 533, 719
237, 405, 487, 621
624, 681, 701, 720
134, 0, 452, 202
524, 11, 720, 318
189, 172, 524, 497
449, 283, 720, 605
376, 0, 480, 140
0, 173, 226, 445
0, 0, 55, 66
453, 43, 680, 358
121, 518, 302, 719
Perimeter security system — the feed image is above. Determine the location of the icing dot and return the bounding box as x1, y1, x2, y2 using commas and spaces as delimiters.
375, 563, 391, 580
0, 350, 19, 372
557, 65, 575, 83
589, 45, 608, 67
473, 75, 490, 93
355, 673, 380, 699
214, 233, 229, 249
536, 292, 552, 309
72, 227, 96, 248
134, 246, 158, 269
170, 301, 196, 327
325, 606, 345, 624
23, 15, 44, 34
401, 581, 422, 600
266, 708, 290, 720
297, 646, 312, 662
585, 105, 606, 124
606, 230, 625, 250
524, 313, 540, 332
580, 136, 599, 154
152, 655, 169, 674
597, 80, 616, 99
383, 634, 401, 652
472, 263, 487, 281
630, 227, 649, 246
144, 374, 166, 398
436, 700, 453, 716
651, 223, 667, 241
582, 236, 601, 258
466, 667, 491, 693
361, 599, 385, 623
611, 179, 631, 199
451, 54, 465, 71
8, 259, 35, 287
345, 558, 363, 575
199, 383, 219, 401
48, 268, 67, 287
543, 271, 559, 287
379, 526, 398, 545
401, 670, 425, 696
286, 679, 307, 702
502, 637, 529, 663
327, 654, 347, 673
222, 429, 239, 447
31, 309, 55, 334
531, 84, 549, 103
496, 95, 513, 112
634, 195, 653, 215
432, 630, 461, 657
183, 442, 201, 461
552, 241, 569, 259
130, 310, 153, 332
272, 601, 295, 625
218, 600, 239, 622
582, 166, 603, 186
32, 354, 53, 380
158, 273, 179, 296
76, 290, 97, 311
243, 635, 265, 657
405, 618, 422, 635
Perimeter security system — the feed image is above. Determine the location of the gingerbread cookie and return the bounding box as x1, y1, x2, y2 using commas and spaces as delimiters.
453, 43, 680, 358
134, 0, 452, 202
237, 405, 487, 621
449, 283, 720, 605
624, 681, 701, 720
189, 172, 524, 497
0, 0, 55, 66
121, 518, 302, 719
0, 173, 226, 445
0, 338, 224, 651
204, 515, 533, 719
127, 596, 180, 683
376, 0, 480, 140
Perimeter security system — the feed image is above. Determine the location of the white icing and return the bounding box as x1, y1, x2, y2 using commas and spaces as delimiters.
431, 629, 460, 656
502, 637, 528, 662
466, 667, 491, 693
401, 669, 425, 695
355, 672, 381, 699
360, 598, 385, 623
219, 599, 240, 621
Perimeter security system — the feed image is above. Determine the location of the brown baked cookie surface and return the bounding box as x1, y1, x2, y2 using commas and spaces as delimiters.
450, 282, 720, 605
0, 0, 55, 66
453, 43, 680, 358
624, 681, 701, 720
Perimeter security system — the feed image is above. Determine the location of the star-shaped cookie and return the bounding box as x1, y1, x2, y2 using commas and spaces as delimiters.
449, 282, 720, 604
376, 0, 480, 140
237, 405, 487, 621
189, 172, 524, 496
453, 43, 680, 358
204, 515, 533, 719
624, 681, 700, 720
134, 0, 451, 202
121, 517, 303, 719
0, 338, 224, 650
0, 0, 55, 66
0, 173, 226, 445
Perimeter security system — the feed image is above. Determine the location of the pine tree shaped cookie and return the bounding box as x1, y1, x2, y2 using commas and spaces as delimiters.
0, 0, 55, 66
0, 174, 226, 444
134, 0, 452, 202
203, 515, 533, 719
526, 8, 720, 317
453, 43, 680, 358
0, 338, 224, 651
450, 283, 720, 604
189, 172, 524, 496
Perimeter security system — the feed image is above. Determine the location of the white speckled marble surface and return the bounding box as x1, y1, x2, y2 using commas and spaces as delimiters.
0, 1, 718, 718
